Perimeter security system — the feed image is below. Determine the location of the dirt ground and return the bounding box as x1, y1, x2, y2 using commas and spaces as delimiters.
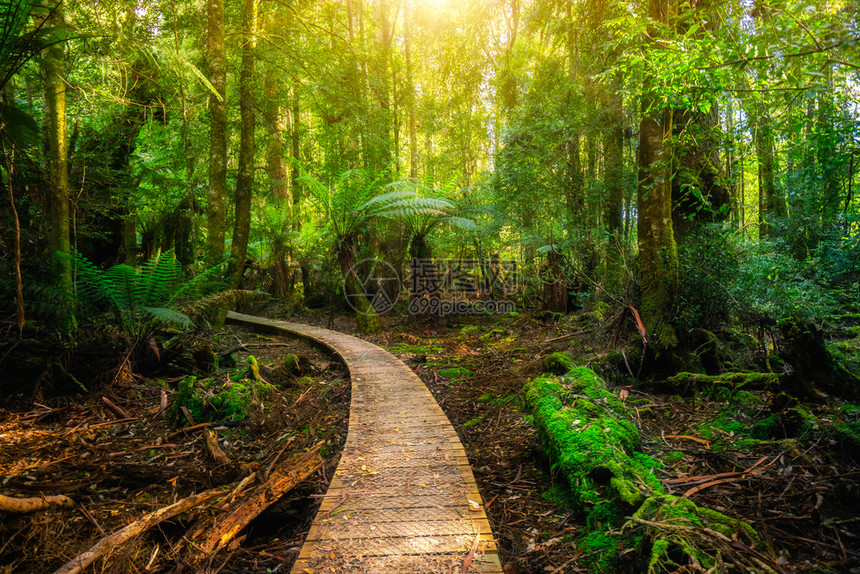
1, 307, 859, 573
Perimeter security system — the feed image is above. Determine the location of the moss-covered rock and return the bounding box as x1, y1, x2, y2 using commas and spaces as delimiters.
525, 365, 767, 572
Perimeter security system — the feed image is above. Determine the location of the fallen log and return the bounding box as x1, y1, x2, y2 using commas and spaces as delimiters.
52, 488, 225, 574
0, 492, 74, 514
665, 371, 780, 394
192, 441, 324, 559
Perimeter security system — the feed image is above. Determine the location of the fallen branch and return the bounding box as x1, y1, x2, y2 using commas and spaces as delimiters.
53, 488, 225, 574
203, 428, 232, 466
101, 396, 130, 419
0, 493, 74, 514
191, 441, 324, 559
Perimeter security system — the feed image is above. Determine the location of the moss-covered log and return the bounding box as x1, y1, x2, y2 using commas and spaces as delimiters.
526, 356, 771, 572
665, 371, 780, 394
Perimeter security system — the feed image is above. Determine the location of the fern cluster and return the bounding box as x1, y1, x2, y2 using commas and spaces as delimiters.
68, 250, 225, 341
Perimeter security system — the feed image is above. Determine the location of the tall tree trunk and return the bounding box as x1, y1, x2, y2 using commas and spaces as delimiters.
754, 104, 778, 238
637, 0, 677, 346
375, 0, 394, 173
404, 0, 418, 179
229, 0, 257, 290
43, 6, 74, 333
171, 0, 195, 266
338, 238, 381, 333
206, 0, 227, 266
604, 81, 624, 291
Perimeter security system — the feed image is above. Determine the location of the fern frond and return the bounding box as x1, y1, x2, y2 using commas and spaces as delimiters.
140, 306, 194, 329
443, 216, 478, 231
164, 259, 228, 308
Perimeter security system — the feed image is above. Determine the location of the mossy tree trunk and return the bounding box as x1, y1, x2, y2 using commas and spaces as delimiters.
43, 6, 74, 334
337, 237, 380, 333
409, 233, 434, 307
637, 0, 677, 346
206, 0, 227, 267
754, 103, 780, 238
228, 0, 257, 291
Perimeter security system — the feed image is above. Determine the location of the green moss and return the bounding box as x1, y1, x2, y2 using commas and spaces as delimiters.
479, 327, 507, 340
459, 325, 481, 336
526, 365, 765, 572
542, 352, 576, 375
666, 371, 780, 393
462, 416, 483, 427
664, 451, 685, 465
384, 342, 444, 354
752, 413, 779, 439
172, 372, 276, 423
732, 390, 763, 406
438, 367, 474, 380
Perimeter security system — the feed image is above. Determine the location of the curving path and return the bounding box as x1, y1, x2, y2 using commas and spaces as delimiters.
226, 312, 503, 573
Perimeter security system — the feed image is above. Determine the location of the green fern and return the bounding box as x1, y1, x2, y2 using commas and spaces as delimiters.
67, 250, 226, 341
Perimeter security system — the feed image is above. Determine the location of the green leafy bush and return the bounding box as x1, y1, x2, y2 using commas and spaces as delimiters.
730, 242, 832, 331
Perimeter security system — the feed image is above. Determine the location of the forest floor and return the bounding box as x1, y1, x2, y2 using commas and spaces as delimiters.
1, 305, 859, 573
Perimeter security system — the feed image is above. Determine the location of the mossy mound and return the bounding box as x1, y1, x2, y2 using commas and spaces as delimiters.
542, 352, 576, 375
526, 363, 768, 572
173, 370, 276, 423
274, 353, 312, 378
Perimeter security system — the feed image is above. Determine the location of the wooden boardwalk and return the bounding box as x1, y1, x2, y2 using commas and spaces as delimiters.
226, 312, 503, 573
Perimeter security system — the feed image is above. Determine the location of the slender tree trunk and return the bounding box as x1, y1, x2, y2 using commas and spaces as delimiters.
206, 0, 227, 266
229, 0, 257, 290
171, 0, 195, 266
43, 6, 74, 333
637, 0, 677, 345
265, 78, 288, 201
376, 0, 394, 173
404, 0, 418, 179
604, 81, 624, 291
2, 146, 24, 336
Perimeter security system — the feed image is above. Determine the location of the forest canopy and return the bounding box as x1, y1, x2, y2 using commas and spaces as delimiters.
0, 0, 857, 342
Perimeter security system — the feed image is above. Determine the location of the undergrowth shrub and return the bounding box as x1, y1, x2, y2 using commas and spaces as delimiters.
173, 358, 276, 422
730, 241, 832, 336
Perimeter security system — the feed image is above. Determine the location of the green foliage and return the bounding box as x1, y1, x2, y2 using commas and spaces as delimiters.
730, 242, 832, 330
676, 225, 740, 330
69, 250, 226, 340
